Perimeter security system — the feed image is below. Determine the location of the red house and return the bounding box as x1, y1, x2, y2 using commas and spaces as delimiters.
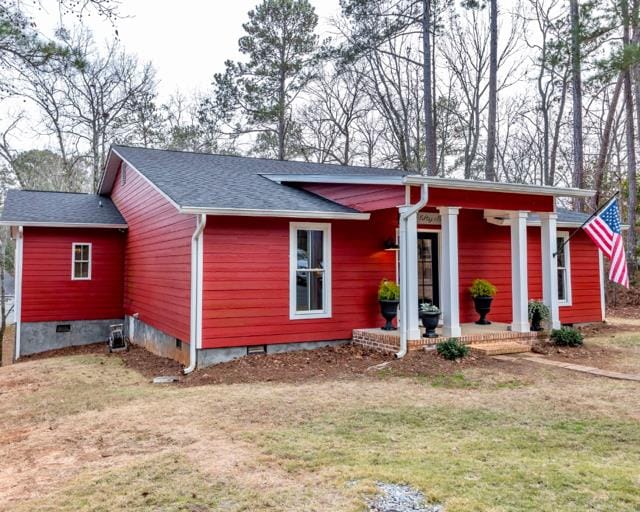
1, 145, 605, 370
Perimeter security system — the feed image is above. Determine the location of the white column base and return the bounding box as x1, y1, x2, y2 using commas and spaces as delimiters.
442, 325, 462, 338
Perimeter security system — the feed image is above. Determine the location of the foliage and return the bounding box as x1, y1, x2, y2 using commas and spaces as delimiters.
436, 338, 470, 360
528, 300, 550, 321
378, 279, 400, 301
550, 327, 584, 347
469, 279, 497, 298
210, 0, 319, 160
419, 302, 440, 314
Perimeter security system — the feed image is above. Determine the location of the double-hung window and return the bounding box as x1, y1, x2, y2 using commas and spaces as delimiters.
556, 233, 571, 305
290, 223, 331, 319
72, 243, 92, 280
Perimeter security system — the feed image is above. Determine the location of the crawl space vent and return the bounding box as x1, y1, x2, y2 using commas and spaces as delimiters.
247, 345, 266, 355
56, 324, 71, 333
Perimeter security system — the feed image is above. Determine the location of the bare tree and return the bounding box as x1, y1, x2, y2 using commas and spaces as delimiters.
569, 0, 585, 209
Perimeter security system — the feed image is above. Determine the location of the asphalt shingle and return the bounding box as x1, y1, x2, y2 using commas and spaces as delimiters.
1, 190, 127, 226
111, 145, 405, 213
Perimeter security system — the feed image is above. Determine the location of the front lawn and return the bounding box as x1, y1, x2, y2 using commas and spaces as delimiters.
1, 322, 639, 511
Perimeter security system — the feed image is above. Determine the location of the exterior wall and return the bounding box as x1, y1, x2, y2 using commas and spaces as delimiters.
110, 163, 195, 344
125, 314, 188, 364
20, 319, 122, 355
301, 183, 555, 213
21, 227, 124, 322
201, 209, 397, 349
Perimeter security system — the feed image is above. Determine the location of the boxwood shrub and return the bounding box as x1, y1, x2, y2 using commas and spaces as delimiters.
550, 327, 584, 347
436, 338, 470, 360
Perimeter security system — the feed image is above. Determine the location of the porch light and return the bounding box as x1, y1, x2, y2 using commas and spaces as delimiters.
384, 238, 399, 251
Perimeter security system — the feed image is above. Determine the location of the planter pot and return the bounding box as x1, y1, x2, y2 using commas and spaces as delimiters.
420, 312, 441, 338
530, 311, 544, 331
379, 299, 399, 331
473, 296, 493, 325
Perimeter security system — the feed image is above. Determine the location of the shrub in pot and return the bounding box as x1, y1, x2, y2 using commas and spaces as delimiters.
419, 302, 441, 338
378, 279, 400, 331
528, 300, 550, 331
469, 279, 497, 325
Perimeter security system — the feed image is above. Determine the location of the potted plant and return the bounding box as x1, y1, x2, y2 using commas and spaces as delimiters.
528, 299, 550, 331
469, 279, 497, 325
419, 302, 441, 338
378, 279, 400, 330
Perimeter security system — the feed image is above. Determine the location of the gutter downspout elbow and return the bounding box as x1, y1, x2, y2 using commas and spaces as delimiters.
184, 214, 207, 375
395, 183, 429, 359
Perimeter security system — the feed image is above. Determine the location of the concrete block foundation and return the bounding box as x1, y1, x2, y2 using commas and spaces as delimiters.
125, 315, 188, 365
19, 318, 123, 356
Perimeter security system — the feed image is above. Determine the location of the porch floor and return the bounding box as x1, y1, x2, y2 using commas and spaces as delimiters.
352, 323, 546, 353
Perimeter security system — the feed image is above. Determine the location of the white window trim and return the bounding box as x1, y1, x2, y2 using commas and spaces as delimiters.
72, 242, 92, 281
289, 222, 332, 320
557, 231, 572, 306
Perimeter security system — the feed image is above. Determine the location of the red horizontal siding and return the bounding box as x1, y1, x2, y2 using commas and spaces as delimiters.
21, 228, 124, 321
110, 163, 194, 342
201, 210, 397, 348
301, 183, 555, 213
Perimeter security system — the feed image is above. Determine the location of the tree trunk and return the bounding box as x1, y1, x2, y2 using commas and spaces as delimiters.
422, 0, 437, 176
593, 73, 624, 208
550, 73, 568, 187
485, 0, 498, 181
570, 0, 585, 210
278, 45, 287, 161
627, 0, 638, 274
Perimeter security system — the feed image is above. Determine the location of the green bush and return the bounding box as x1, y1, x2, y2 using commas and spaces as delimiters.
378, 279, 400, 301
550, 327, 584, 347
469, 279, 497, 298
436, 338, 470, 360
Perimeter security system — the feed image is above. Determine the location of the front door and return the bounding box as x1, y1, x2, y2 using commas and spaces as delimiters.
417, 232, 439, 307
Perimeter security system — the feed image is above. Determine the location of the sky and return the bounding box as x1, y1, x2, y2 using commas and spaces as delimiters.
40, 0, 343, 98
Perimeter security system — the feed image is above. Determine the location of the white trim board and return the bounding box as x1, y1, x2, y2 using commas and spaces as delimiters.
14, 226, 23, 360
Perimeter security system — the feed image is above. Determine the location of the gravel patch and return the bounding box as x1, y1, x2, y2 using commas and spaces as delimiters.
368, 482, 443, 512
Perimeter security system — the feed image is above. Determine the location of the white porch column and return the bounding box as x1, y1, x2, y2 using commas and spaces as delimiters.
439, 207, 461, 337
510, 211, 530, 332
399, 206, 421, 340
540, 212, 561, 329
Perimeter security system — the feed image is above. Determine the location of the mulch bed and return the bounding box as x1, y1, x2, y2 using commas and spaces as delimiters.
18, 341, 498, 386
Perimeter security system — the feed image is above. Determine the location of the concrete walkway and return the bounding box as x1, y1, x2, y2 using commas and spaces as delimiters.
494, 353, 640, 382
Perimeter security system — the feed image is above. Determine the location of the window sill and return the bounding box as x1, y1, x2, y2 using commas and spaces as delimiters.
290, 311, 332, 320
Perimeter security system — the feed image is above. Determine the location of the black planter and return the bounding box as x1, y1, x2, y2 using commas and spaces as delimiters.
420, 312, 441, 338
379, 299, 399, 330
473, 296, 493, 325
530, 311, 543, 331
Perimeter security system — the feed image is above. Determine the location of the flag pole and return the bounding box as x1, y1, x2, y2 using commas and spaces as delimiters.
553, 191, 620, 257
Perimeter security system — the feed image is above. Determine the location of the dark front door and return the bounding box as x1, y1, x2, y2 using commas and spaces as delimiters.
417, 232, 439, 307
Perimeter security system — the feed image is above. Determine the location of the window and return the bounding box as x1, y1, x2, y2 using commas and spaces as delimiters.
290, 223, 331, 319
556, 233, 571, 305
72, 243, 91, 280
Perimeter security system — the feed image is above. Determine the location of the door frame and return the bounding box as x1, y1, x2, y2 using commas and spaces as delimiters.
395, 227, 442, 309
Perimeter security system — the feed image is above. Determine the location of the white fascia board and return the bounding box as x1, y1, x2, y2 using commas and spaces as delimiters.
179, 206, 370, 220
0, 221, 128, 229
402, 175, 595, 198
261, 174, 404, 186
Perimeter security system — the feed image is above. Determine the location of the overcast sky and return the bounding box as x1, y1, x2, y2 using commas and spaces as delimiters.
42, 0, 343, 97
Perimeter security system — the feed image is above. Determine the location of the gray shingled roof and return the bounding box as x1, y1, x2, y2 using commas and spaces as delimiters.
0, 190, 127, 227
530, 209, 589, 226
110, 145, 405, 213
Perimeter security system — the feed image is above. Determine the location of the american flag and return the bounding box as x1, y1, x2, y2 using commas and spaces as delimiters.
583, 198, 629, 288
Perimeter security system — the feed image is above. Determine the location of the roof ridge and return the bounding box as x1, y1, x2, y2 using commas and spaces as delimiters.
9, 189, 97, 196
111, 144, 406, 174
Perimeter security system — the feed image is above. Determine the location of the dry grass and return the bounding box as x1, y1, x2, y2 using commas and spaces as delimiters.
1, 324, 639, 511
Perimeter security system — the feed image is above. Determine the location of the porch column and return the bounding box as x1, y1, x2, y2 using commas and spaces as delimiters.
540, 212, 561, 329
438, 207, 461, 337
510, 211, 530, 332
399, 205, 421, 340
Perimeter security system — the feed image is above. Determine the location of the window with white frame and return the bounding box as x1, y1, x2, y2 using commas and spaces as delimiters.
72, 243, 92, 280
290, 223, 331, 319
556, 233, 571, 305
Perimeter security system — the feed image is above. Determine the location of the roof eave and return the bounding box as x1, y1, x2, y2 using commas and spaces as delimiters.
0, 221, 128, 229
179, 206, 370, 220
262, 174, 404, 186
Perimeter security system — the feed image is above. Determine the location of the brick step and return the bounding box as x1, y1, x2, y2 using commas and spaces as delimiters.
469, 342, 531, 356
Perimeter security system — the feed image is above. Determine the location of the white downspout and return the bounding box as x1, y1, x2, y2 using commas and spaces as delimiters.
396, 183, 429, 359
184, 214, 206, 374
14, 226, 23, 361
